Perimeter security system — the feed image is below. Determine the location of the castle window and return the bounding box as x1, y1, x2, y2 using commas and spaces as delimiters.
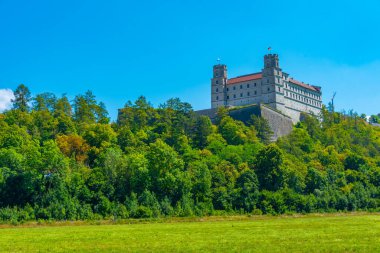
215, 80, 219, 84
267, 87, 270, 91
240, 93, 243, 97
227, 88, 229, 91
216, 88, 219, 92
278, 87, 280, 92
247, 84, 250, 88
240, 85, 242, 89
247, 92, 250, 96
233, 94, 236, 98
254, 91, 257, 95
267, 79, 269, 83
254, 83, 257, 87
227, 95, 229, 99
216, 96, 219, 100
233, 86, 236, 90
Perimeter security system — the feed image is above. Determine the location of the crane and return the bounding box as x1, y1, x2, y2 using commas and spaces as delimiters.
331, 92, 337, 112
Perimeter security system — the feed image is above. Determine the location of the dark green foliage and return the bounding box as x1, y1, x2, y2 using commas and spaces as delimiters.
234, 169, 259, 212
249, 115, 273, 144
12, 84, 31, 112
0, 85, 379, 222
305, 168, 326, 194
191, 116, 213, 149
255, 144, 287, 191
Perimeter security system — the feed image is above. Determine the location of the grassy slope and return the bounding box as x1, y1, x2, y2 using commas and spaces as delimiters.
0, 213, 379, 253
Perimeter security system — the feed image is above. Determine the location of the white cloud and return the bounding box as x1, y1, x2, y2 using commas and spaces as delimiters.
0, 89, 15, 112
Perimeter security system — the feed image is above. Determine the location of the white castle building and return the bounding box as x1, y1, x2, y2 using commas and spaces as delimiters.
211, 54, 322, 123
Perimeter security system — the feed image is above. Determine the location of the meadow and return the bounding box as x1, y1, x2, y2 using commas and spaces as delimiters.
0, 213, 379, 252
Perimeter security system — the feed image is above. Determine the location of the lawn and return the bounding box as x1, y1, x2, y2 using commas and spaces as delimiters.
0, 213, 379, 252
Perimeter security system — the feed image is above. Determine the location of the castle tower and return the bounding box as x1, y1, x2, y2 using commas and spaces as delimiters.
261, 54, 285, 112
211, 64, 227, 108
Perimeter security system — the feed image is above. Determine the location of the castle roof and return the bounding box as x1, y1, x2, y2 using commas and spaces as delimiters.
226, 72, 320, 93
289, 79, 320, 92
227, 72, 262, 85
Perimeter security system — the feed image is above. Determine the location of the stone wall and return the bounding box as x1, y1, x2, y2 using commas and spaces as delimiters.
259, 104, 293, 141
196, 104, 293, 141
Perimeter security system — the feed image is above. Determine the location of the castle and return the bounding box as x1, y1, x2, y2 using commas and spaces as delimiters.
211, 54, 322, 123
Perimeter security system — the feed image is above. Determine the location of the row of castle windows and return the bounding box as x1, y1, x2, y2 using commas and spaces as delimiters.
215, 83, 258, 93
216, 91, 258, 100
228, 82, 258, 91
285, 83, 321, 100
285, 91, 321, 107
215, 80, 321, 101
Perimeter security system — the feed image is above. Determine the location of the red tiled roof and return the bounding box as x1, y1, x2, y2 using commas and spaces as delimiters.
227, 73, 262, 85
227, 72, 320, 93
289, 78, 319, 92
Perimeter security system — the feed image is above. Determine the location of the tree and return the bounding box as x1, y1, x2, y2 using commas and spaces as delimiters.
188, 160, 212, 203
73, 92, 96, 124
344, 153, 367, 171
249, 115, 273, 144
56, 134, 90, 163
96, 102, 109, 124
146, 139, 186, 201
2, 89, 380, 221
218, 116, 256, 145
191, 116, 213, 149
159, 97, 193, 114
234, 169, 259, 212
32, 93, 57, 112
255, 144, 287, 191
370, 115, 379, 124
300, 113, 322, 140
54, 95, 75, 134
12, 84, 31, 112
304, 168, 326, 194
211, 161, 239, 210
73, 90, 109, 124
54, 95, 72, 117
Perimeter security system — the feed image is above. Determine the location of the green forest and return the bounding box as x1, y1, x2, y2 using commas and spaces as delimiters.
0, 84, 380, 223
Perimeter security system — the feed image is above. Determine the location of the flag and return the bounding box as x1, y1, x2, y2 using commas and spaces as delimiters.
268, 47, 272, 51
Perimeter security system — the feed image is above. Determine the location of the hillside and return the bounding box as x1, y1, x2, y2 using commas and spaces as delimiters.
0, 85, 380, 222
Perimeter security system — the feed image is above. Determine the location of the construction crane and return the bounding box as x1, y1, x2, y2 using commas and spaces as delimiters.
331, 92, 337, 112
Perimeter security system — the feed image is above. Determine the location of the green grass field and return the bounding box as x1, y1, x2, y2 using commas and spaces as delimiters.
0, 213, 379, 252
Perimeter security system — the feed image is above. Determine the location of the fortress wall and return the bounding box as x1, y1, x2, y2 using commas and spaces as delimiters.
196, 104, 293, 141
259, 105, 293, 141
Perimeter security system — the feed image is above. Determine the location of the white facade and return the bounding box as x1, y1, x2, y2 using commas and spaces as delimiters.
211, 54, 322, 123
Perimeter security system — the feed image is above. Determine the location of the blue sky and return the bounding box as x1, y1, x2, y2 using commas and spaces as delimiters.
0, 0, 379, 120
